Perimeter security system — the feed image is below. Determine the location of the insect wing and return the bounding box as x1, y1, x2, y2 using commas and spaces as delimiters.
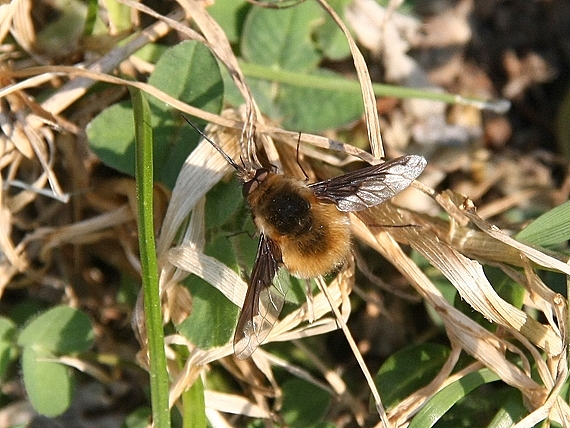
234, 235, 285, 359
309, 155, 427, 212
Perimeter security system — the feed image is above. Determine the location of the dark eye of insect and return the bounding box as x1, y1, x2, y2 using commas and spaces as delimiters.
267, 190, 311, 235
242, 169, 269, 197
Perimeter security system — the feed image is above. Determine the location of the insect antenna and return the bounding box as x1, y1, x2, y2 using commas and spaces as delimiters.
182, 116, 244, 174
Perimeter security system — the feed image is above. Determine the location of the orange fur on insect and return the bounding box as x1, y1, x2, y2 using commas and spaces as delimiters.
246, 171, 351, 278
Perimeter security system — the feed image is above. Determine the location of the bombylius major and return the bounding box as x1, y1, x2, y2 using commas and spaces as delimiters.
186, 119, 427, 359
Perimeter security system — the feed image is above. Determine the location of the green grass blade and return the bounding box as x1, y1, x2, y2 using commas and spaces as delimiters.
82, 0, 98, 36
239, 61, 509, 112
409, 368, 500, 428
130, 86, 170, 428
516, 200, 570, 247
182, 374, 206, 428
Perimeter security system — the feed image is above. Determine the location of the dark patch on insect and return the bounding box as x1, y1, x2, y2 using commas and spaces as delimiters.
183, 117, 427, 359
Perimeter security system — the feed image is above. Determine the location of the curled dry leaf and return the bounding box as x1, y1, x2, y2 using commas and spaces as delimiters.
163, 101, 567, 425
10, 1, 556, 425
350, 190, 568, 425
204, 390, 270, 419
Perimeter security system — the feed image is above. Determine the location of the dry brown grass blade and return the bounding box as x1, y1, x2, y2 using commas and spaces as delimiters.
10, 0, 36, 58
349, 192, 568, 425
4, 0, 565, 425
0, 3, 191, 303
25, 205, 134, 253
0, 196, 28, 270
0, 104, 34, 159
260, 124, 381, 164
316, 0, 384, 159
0, 90, 68, 209
204, 390, 270, 419
353, 214, 546, 407
415, 233, 563, 355
176, 0, 264, 167
462, 201, 570, 275
411, 188, 569, 270
113, 0, 266, 170
156, 114, 242, 255
0, 0, 20, 44
166, 229, 364, 417
41, 8, 188, 116
167, 247, 246, 309
316, 273, 389, 427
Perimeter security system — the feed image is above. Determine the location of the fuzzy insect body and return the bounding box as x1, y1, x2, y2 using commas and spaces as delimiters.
183, 118, 426, 359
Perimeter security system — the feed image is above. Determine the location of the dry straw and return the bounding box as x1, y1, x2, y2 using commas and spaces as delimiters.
0, 0, 568, 427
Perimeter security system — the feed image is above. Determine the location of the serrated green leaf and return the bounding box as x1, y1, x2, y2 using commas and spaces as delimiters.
176, 275, 238, 349
17, 306, 94, 354
409, 368, 500, 428
516, 200, 570, 247
241, 2, 322, 72
277, 69, 364, 131
88, 40, 224, 188
22, 346, 75, 417
281, 378, 330, 428
376, 343, 451, 409
205, 179, 243, 230
87, 100, 137, 175
177, 235, 239, 349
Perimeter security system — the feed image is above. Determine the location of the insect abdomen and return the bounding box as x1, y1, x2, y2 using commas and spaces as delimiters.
280, 200, 351, 278
248, 174, 351, 278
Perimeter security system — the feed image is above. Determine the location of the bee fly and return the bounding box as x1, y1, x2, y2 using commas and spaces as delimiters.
185, 119, 427, 359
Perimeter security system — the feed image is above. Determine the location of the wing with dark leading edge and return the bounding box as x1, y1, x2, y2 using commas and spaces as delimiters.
233, 234, 285, 360
309, 155, 427, 212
